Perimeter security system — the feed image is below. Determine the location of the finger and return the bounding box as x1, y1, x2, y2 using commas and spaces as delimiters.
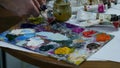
29, 0, 40, 17
32, 0, 40, 10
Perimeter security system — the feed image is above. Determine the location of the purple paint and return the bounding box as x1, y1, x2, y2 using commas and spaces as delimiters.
72, 27, 84, 34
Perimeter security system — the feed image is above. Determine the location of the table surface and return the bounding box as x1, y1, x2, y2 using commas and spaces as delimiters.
0, 6, 120, 68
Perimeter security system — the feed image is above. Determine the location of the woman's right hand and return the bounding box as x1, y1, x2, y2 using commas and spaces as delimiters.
0, 0, 46, 17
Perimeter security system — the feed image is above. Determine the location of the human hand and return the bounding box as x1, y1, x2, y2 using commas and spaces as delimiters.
0, 0, 46, 17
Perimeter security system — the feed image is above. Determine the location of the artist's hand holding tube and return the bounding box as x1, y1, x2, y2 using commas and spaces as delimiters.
0, 0, 46, 17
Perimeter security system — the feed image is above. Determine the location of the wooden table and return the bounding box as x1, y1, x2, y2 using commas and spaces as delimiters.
0, 6, 120, 68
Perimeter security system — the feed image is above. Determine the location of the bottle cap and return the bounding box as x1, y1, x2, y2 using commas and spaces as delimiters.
111, 14, 118, 21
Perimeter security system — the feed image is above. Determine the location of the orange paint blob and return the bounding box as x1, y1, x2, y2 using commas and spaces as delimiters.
96, 33, 111, 42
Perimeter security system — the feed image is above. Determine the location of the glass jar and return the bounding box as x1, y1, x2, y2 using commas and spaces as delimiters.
53, 0, 72, 22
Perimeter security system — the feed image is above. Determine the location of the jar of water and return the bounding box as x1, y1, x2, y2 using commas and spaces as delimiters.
53, 0, 72, 22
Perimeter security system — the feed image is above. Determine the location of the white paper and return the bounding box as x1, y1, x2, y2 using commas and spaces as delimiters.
105, 8, 120, 15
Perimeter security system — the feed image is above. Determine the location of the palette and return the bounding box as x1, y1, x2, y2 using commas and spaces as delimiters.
0, 22, 114, 65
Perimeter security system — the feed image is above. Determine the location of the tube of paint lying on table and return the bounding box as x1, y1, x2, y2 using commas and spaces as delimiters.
77, 10, 119, 22
84, 5, 98, 12
84, 4, 105, 13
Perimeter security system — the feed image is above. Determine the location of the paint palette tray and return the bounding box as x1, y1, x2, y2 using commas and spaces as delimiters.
0, 22, 114, 65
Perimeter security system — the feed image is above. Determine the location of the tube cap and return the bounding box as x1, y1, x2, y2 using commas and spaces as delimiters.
111, 14, 118, 21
